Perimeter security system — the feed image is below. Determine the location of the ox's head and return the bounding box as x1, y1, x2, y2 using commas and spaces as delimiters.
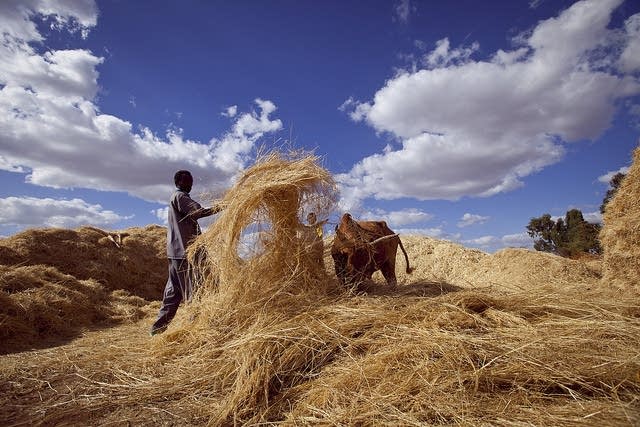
336, 213, 360, 240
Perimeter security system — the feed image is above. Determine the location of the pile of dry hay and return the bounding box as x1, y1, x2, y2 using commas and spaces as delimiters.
600, 146, 640, 292
1, 151, 639, 426
0, 224, 166, 299
0, 225, 165, 353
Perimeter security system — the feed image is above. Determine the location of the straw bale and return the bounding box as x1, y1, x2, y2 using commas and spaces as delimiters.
0, 224, 166, 299
600, 146, 640, 292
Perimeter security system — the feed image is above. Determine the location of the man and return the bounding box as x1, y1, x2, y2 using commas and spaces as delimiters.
150, 170, 221, 336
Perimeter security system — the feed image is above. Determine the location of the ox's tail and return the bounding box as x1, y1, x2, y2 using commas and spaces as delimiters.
398, 236, 414, 275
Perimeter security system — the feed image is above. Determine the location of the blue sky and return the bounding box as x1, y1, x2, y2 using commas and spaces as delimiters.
1, 0, 639, 252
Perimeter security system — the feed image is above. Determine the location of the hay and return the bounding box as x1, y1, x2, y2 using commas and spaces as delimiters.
0, 224, 166, 300
600, 146, 640, 292
0, 225, 166, 354
395, 236, 601, 292
186, 150, 339, 313
1, 151, 639, 426
0, 264, 154, 354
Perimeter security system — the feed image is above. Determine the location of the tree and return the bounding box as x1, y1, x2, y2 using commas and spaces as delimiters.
526, 214, 563, 253
600, 172, 626, 214
527, 209, 601, 257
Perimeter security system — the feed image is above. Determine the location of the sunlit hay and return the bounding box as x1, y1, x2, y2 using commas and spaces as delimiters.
0, 225, 166, 300
2, 244, 640, 425
600, 146, 640, 292
279, 289, 640, 426
186, 150, 339, 317
397, 236, 602, 293
0, 265, 109, 354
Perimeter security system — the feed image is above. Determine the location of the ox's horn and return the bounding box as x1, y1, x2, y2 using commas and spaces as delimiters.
368, 233, 399, 246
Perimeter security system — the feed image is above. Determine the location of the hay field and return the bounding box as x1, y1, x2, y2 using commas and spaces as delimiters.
1, 151, 639, 426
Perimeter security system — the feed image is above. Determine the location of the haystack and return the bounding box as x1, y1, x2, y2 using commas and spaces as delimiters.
0, 264, 150, 354
395, 236, 601, 292
0, 225, 165, 353
600, 146, 640, 292
0, 225, 166, 299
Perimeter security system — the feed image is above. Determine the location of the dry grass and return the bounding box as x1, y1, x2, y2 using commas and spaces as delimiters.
0, 225, 165, 354
600, 146, 640, 293
1, 150, 639, 426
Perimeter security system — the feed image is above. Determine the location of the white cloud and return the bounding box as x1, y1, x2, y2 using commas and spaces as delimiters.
463, 232, 534, 252
424, 38, 480, 68
360, 207, 434, 228
222, 105, 237, 118
598, 166, 630, 184
153, 207, 169, 225
338, 0, 640, 209
464, 235, 497, 247
0, 0, 97, 43
619, 14, 640, 73
0, 3, 283, 204
457, 213, 490, 228
396, 227, 446, 238
583, 210, 603, 224
0, 196, 130, 229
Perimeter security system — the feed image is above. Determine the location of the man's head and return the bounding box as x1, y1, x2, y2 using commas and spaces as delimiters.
174, 170, 193, 193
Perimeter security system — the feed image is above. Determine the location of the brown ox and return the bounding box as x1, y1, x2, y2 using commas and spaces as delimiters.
331, 213, 413, 289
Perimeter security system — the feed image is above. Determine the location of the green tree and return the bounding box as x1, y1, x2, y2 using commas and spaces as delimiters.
527, 209, 601, 257
600, 172, 626, 214
526, 213, 562, 253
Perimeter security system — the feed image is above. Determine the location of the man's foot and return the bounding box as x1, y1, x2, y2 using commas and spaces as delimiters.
149, 325, 167, 336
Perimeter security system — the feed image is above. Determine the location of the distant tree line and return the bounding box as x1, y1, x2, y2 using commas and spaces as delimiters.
526, 172, 626, 257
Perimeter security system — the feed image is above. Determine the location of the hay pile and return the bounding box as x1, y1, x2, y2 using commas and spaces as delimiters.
0, 224, 166, 299
398, 236, 601, 292
600, 146, 640, 292
0, 225, 165, 353
1, 151, 639, 426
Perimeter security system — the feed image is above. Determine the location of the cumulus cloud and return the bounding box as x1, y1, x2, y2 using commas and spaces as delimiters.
598, 166, 630, 184
338, 0, 640, 208
619, 14, 640, 73
0, 196, 130, 229
0, 1, 283, 204
424, 38, 480, 68
360, 207, 434, 228
153, 207, 168, 225
396, 227, 447, 238
222, 105, 237, 118
457, 213, 490, 228
583, 210, 603, 224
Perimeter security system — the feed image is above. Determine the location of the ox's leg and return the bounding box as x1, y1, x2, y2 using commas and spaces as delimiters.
331, 252, 349, 286
380, 262, 398, 287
